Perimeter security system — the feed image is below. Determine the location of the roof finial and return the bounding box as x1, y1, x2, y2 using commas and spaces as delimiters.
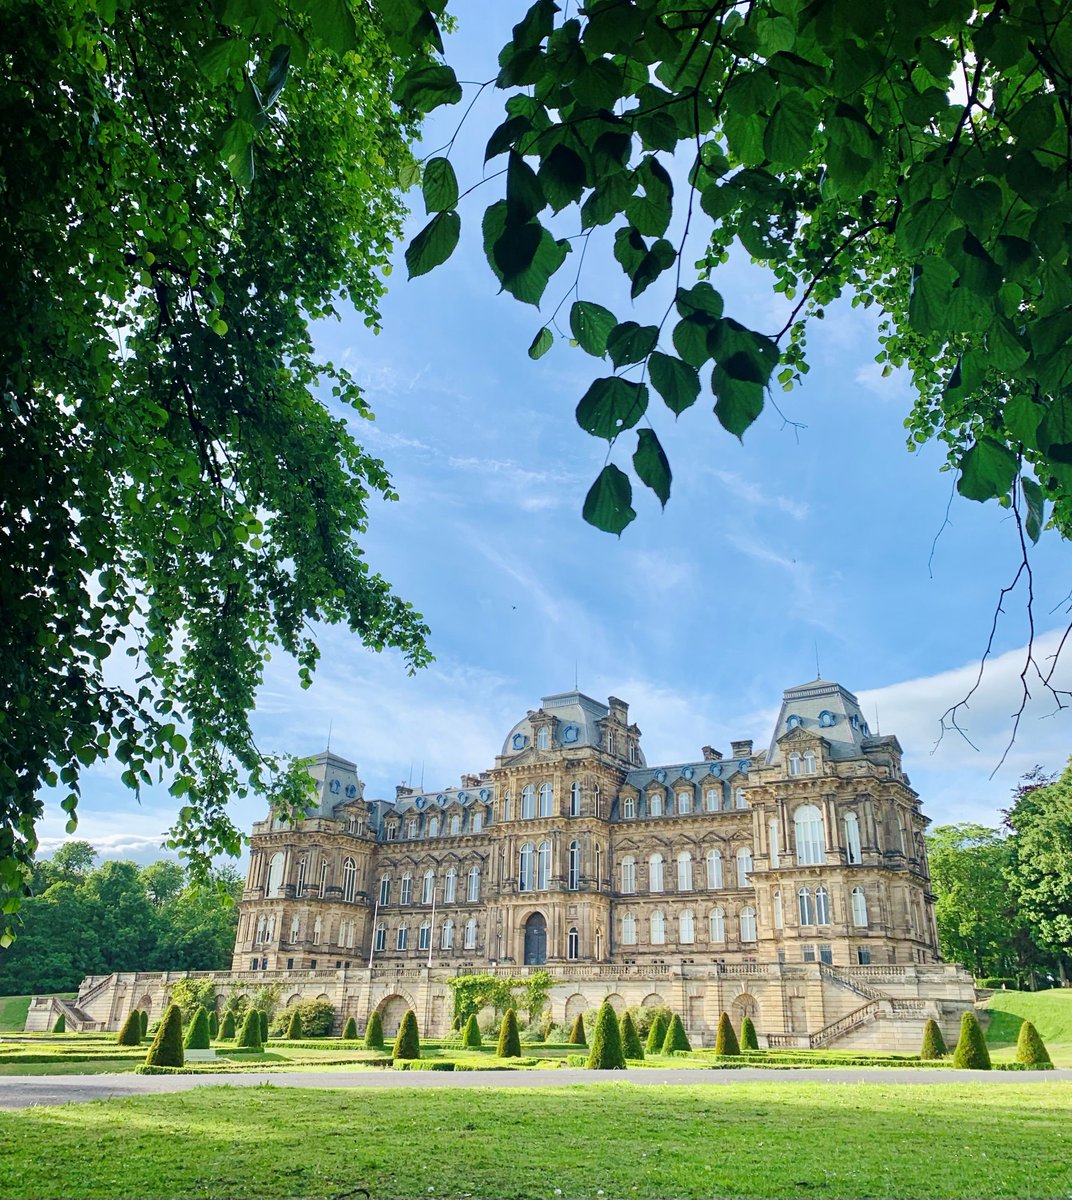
814, 641, 821, 679
326, 719, 333, 752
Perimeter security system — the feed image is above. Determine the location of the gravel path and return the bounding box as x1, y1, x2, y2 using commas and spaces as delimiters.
0, 1066, 1069, 1108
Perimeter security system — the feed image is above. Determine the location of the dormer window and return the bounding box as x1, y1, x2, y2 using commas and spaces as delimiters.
818, 710, 836, 728
803, 750, 816, 775
788, 752, 801, 777
649, 790, 664, 817
622, 795, 636, 819
537, 726, 549, 751
786, 714, 803, 730
850, 713, 861, 730
329, 779, 341, 794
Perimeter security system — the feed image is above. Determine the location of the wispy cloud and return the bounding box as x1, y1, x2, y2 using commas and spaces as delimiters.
710, 468, 810, 520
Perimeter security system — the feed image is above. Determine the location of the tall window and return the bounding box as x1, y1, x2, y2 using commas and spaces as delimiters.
519, 843, 534, 891
418, 921, 431, 951
449, 813, 461, 835
374, 922, 385, 951
709, 907, 725, 942
649, 853, 664, 893
400, 873, 412, 905
319, 860, 328, 895
706, 848, 723, 889
296, 858, 306, 897
651, 910, 666, 945
788, 752, 801, 776
429, 815, 440, 837
679, 909, 695, 944
444, 868, 457, 903
816, 886, 831, 925
740, 906, 757, 942
773, 889, 784, 929
844, 813, 862, 864
594, 844, 602, 886
621, 856, 637, 893
471, 810, 483, 834
851, 886, 868, 927
502, 791, 511, 822
570, 782, 581, 816
537, 840, 551, 889
769, 819, 780, 869
567, 927, 579, 960
568, 840, 580, 890
735, 787, 747, 809
798, 886, 815, 925
622, 794, 636, 819
289, 914, 300, 941
467, 866, 480, 902
539, 782, 553, 817
441, 919, 454, 950
649, 790, 664, 816
379, 875, 391, 906
795, 805, 827, 865
537, 726, 549, 750
342, 858, 357, 903
705, 787, 719, 812
464, 918, 477, 949
407, 819, 418, 839
422, 869, 435, 904
622, 913, 637, 945
397, 925, 408, 951
736, 846, 753, 886
266, 852, 284, 898
313, 914, 322, 944
678, 790, 693, 814
677, 852, 693, 891
803, 750, 816, 775
522, 785, 536, 820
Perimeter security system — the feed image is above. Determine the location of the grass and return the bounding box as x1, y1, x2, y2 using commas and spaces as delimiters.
0, 1081, 1069, 1198
0, 993, 77, 1034
982, 989, 1072, 1066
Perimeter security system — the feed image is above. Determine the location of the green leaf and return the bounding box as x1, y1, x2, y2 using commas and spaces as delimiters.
570, 301, 617, 358
583, 464, 636, 535
1037, 396, 1072, 464
219, 118, 254, 188
538, 144, 586, 212
606, 321, 659, 368
957, 437, 1018, 501
764, 94, 816, 168
422, 157, 459, 213
506, 151, 545, 221
528, 327, 553, 360
1003, 393, 1042, 448
263, 44, 291, 110
626, 156, 674, 237
405, 210, 461, 278
672, 314, 715, 368
395, 63, 462, 114
485, 115, 531, 162
1022, 477, 1045, 543
676, 283, 723, 320
633, 428, 671, 507
576, 377, 649, 441
631, 237, 675, 298
649, 351, 700, 415
908, 257, 957, 335
198, 38, 244, 85
483, 202, 569, 306
308, 0, 358, 55
613, 225, 647, 279
712, 354, 766, 439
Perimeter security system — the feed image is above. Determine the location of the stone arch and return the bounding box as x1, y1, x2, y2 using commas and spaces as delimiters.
374, 992, 415, 1036
641, 992, 667, 1009
604, 992, 626, 1014
564, 993, 587, 1023
286, 993, 303, 1007
316, 992, 331, 1002
731, 993, 759, 1030
137, 994, 153, 1017
214, 993, 226, 1012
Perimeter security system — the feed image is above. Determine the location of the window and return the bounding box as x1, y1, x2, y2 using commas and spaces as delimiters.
705, 787, 719, 812
539, 782, 553, 817
567, 927, 579, 960
319, 861, 328, 895
819, 944, 833, 964
769, 819, 780, 869
444, 868, 457, 903
678, 790, 693, 814
802, 944, 816, 963
422, 869, 435, 904
650, 910, 666, 945
419, 922, 431, 951
449, 813, 461, 835
819, 709, 836, 728
386, 823, 399, 841
502, 791, 511, 822
342, 858, 357, 903
313, 914, 322, 944
803, 750, 816, 775
570, 782, 581, 817
740, 906, 757, 942
788, 752, 801, 776
595, 844, 602, 886
266, 852, 284, 898
400, 873, 412, 906
816, 885, 831, 925
347, 814, 358, 834
649, 790, 664, 816
794, 804, 826, 865
622, 794, 636, 819
568, 840, 580, 890
290, 914, 300, 941
296, 858, 306, 897
537, 840, 551, 890
467, 866, 480, 902
441, 919, 454, 950
786, 713, 802, 730
735, 787, 747, 809
773, 889, 783, 929
471, 810, 483, 834
706, 848, 723, 889
680, 909, 695, 944
464, 918, 477, 949
519, 843, 534, 891
407, 819, 417, 839
677, 852, 693, 891
851, 887, 868, 927
798, 887, 815, 925
710, 907, 725, 942
736, 846, 753, 886
256, 914, 266, 943
537, 726, 549, 750
429, 815, 440, 837
649, 853, 664, 893
622, 914, 637, 945
521, 785, 536, 820
396, 925, 408, 951
379, 875, 391, 906
621, 856, 637, 894
857, 948, 871, 965
845, 813, 862, 864
374, 923, 386, 951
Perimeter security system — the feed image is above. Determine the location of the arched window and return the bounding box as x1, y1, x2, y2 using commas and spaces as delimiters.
295, 858, 306, 896
649, 790, 664, 816
266, 852, 284, 898
471, 809, 483, 834
567, 927, 579, 960
429, 815, 440, 837
651, 910, 666, 945
537, 840, 551, 889
649, 853, 664, 892
422, 869, 435, 904
379, 875, 391, 906
788, 752, 801, 776
705, 787, 719, 812
851, 887, 868, 927
622, 913, 637, 945
374, 922, 385, 951
518, 843, 534, 891
798, 887, 815, 925
441, 919, 454, 950
537, 726, 549, 750
845, 813, 862, 864
539, 782, 553, 817
342, 858, 357, 903
706, 848, 723, 889
680, 909, 695, 944
396, 924, 408, 951
709, 907, 725, 942
418, 921, 431, 951
621, 856, 637, 893
407, 819, 418, 839
319, 860, 328, 894
521, 785, 536, 820
444, 868, 457, 903
467, 865, 480, 902
795, 805, 826, 865
740, 906, 757, 942
803, 750, 816, 775
568, 840, 580, 890
678, 790, 693, 814
773, 889, 784, 929
735, 787, 747, 809
677, 852, 693, 891
400, 873, 412, 905
816, 885, 831, 925
449, 813, 461, 835
736, 846, 753, 886
622, 794, 636, 818
570, 782, 582, 817
464, 918, 477, 949
769, 818, 781, 869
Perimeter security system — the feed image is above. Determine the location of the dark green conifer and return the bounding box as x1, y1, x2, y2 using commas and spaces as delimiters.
663, 1012, 692, 1053
287, 1009, 303, 1040
620, 1010, 644, 1059
740, 1015, 759, 1051
117, 1010, 142, 1046
237, 1009, 263, 1050
343, 1016, 358, 1040
393, 1009, 421, 1060
183, 1006, 211, 1050
52, 1013, 66, 1033
568, 1013, 587, 1046
139, 1009, 149, 1037
462, 1014, 482, 1048
920, 1018, 947, 1060
208, 1010, 219, 1039
220, 1009, 236, 1040
365, 1010, 385, 1049
1016, 1019, 1052, 1067
259, 1009, 269, 1043
952, 1011, 991, 1069
713, 1012, 739, 1056
586, 1001, 626, 1070
144, 1003, 184, 1068
497, 1008, 521, 1058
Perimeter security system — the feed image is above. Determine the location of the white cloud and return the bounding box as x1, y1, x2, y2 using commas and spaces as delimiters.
710, 467, 810, 520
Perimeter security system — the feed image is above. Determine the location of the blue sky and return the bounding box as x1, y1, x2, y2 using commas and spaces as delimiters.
40, 4, 1072, 865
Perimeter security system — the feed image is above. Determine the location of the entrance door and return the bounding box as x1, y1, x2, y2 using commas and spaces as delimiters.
523, 913, 547, 965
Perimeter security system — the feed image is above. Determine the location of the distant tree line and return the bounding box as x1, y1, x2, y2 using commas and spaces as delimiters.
928, 762, 1072, 988
0, 842, 240, 995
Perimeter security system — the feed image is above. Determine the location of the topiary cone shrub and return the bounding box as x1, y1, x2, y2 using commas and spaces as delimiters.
621, 1010, 644, 1060
52, 1013, 66, 1033
365, 1010, 385, 1050
145, 1003, 184, 1068
646, 1010, 669, 1054
220, 1010, 236, 1041
343, 1016, 358, 1040
462, 1014, 482, 1048
139, 1010, 149, 1037
663, 1012, 692, 1054
394, 1009, 421, 1060
586, 1001, 626, 1070
184, 1006, 211, 1050
497, 1008, 522, 1058
117, 1011, 142, 1046
741, 1015, 759, 1051
259, 1010, 269, 1043
287, 1009, 303, 1040
1016, 1019, 1052, 1067
568, 1013, 587, 1046
208, 1011, 219, 1040
920, 1018, 948, 1060
714, 1012, 739, 1056
952, 1011, 991, 1070
237, 1010, 263, 1051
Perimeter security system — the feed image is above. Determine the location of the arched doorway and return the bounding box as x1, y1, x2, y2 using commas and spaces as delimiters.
523, 912, 547, 965
376, 994, 413, 1036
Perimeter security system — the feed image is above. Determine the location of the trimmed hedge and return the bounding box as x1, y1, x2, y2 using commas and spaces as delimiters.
145, 1003, 184, 1068
497, 1008, 522, 1058
462, 1014, 482, 1048
1016, 1019, 1052, 1067
952, 1011, 991, 1070
139, 1010, 148, 1037
184, 1006, 211, 1050
568, 1013, 587, 1047
663, 1012, 692, 1054
586, 1001, 626, 1070
274, 999, 334, 1039
714, 1012, 739, 1056
258, 1010, 269, 1043
365, 1011, 385, 1050
237, 1010, 263, 1051
52, 1014, 66, 1033
220, 1010, 236, 1041
620, 1010, 644, 1060
740, 1015, 759, 1051
116, 1011, 142, 1046
646, 1011, 669, 1054
920, 1018, 948, 1060
343, 1016, 358, 1040
287, 1010, 303, 1040
208, 1011, 219, 1039
977, 977, 1017, 990
394, 1009, 421, 1060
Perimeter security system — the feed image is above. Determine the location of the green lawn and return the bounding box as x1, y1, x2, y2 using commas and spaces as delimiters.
0, 1082, 1069, 1199
0, 993, 76, 1033
982, 989, 1072, 1066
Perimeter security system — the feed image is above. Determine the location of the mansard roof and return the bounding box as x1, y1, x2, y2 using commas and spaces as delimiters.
766, 679, 875, 763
